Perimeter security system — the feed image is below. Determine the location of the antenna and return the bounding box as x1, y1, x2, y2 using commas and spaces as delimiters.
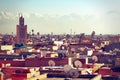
19, 13, 20, 17
19, 13, 23, 17
70, 29, 72, 35
19, 13, 21, 17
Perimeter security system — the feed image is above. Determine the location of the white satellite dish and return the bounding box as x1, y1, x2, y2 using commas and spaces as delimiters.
71, 48, 75, 52
48, 60, 55, 66
92, 56, 98, 63
68, 69, 79, 78
63, 64, 72, 73
74, 60, 82, 68
60, 45, 67, 50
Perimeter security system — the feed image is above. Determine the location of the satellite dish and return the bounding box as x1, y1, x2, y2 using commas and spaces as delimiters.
74, 60, 82, 68
27, 54, 37, 58
48, 60, 55, 66
5, 63, 11, 67
108, 59, 112, 63
63, 65, 72, 73
92, 56, 98, 63
60, 45, 67, 50
68, 69, 79, 78
71, 48, 75, 52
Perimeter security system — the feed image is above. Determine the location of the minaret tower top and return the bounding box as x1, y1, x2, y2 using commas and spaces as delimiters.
19, 13, 24, 26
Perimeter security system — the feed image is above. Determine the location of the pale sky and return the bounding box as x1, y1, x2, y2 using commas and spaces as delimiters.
0, 0, 120, 35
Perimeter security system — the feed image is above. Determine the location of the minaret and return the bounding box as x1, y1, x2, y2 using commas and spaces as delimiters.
16, 14, 27, 45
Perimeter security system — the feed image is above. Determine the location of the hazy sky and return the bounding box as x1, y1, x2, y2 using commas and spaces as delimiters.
0, 0, 120, 34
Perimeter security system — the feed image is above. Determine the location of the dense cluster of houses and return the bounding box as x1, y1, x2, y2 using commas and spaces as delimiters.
0, 33, 120, 80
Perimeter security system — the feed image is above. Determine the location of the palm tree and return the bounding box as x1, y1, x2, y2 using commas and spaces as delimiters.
91, 31, 95, 39
32, 29, 34, 36
79, 33, 85, 44
91, 31, 95, 43
37, 32, 40, 38
37, 32, 40, 36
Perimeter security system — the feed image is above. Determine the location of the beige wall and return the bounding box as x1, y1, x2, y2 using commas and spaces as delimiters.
1, 45, 13, 50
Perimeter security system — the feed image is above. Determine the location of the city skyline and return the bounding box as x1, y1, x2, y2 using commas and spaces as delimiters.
0, 0, 120, 35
